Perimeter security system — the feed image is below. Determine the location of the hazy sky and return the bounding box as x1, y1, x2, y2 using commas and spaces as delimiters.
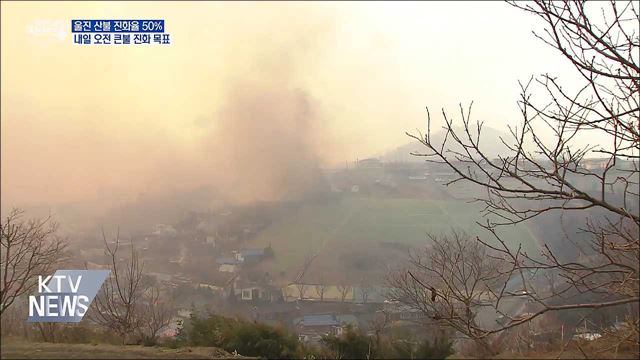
1, 1, 576, 207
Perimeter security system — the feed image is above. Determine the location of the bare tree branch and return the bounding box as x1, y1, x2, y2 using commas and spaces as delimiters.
0, 208, 66, 315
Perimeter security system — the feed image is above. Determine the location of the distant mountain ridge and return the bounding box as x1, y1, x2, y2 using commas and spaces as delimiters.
379, 126, 511, 163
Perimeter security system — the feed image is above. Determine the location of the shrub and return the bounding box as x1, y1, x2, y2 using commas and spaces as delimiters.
162, 337, 184, 349
181, 313, 300, 358
415, 336, 454, 359
43, 324, 121, 345
223, 321, 299, 359
187, 313, 237, 347
142, 335, 157, 347
321, 326, 370, 359
389, 339, 415, 359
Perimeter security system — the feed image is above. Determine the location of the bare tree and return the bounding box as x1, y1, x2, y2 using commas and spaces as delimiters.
314, 275, 328, 301
295, 283, 307, 300
370, 308, 391, 357
35, 322, 59, 343
293, 249, 318, 300
0, 300, 30, 338
0, 208, 66, 315
360, 278, 373, 304
388, 231, 505, 355
337, 283, 352, 303
89, 229, 146, 344
140, 286, 174, 344
406, 0, 639, 351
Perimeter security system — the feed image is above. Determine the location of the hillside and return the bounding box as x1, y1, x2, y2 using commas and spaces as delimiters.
244, 194, 540, 285
381, 126, 511, 163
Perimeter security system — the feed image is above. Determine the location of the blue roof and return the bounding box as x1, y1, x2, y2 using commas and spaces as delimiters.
239, 248, 265, 257
301, 314, 339, 327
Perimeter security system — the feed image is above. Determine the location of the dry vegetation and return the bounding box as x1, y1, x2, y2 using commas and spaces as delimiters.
0, 338, 240, 359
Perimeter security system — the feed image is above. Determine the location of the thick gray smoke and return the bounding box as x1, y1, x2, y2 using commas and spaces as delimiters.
205, 83, 325, 203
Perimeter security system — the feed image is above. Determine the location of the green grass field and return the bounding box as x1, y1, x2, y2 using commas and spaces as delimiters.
246, 195, 541, 284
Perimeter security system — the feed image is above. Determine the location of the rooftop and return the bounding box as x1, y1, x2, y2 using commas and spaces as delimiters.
293, 313, 358, 328
216, 257, 241, 265
298, 314, 339, 327
239, 248, 266, 257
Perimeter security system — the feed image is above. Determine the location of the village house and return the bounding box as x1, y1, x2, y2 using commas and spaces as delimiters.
236, 248, 265, 264
152, 224, 177, 238
293, 314, 359, 343
233, 279, 282, 303
196, 283, 223, 294
235, 245, 273, 265
283, 284, 356, 302
283, 283, 391, 304
581, 158, 610, 171
383, 300, 426, 321
215, 246, 272, 272
219, 263, 239, 273
216, 256, 242, 273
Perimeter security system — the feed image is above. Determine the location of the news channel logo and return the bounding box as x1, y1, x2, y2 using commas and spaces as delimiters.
26, 19, 67, 41
28, 270, 110, 323
71, 20, 171, 45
